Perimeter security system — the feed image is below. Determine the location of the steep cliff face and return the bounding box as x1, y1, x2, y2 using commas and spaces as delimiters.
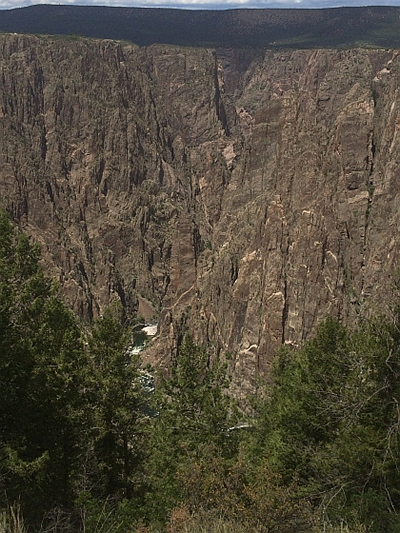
0, 36, 222, 322
1, 34, 399, 389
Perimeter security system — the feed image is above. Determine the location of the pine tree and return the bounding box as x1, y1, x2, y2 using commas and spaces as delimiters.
0, 211, 88, 526
145, 333, 235, 523
253, 315, 400, 532
86, 302, 146, 501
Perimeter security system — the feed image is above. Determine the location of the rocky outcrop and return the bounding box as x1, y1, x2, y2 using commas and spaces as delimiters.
1, 35, 400, 390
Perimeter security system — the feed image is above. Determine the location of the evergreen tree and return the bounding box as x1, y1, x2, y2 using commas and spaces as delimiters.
0, 211, 88, 527
85, 303, 147, 502
254, 315, 400, 532
145, 334, 235, 524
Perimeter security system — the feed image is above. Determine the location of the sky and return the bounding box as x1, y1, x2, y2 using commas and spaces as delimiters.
1, 0, 400, 12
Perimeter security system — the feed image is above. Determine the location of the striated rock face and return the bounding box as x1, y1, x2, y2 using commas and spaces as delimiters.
1, 35, 400, 391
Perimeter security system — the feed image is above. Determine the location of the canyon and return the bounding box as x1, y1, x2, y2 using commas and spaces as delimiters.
1, 34, 400, 392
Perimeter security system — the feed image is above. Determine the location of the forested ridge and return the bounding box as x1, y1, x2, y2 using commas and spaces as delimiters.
2, 5, 400, 49
1, 211, 400, 532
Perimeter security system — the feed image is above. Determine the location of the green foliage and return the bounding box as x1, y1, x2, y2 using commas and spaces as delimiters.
85, 302, 147, 501
74, 493, 138, 533
254, 315, 400, 532
0, 211, 88, 525
144, 334, 236, 524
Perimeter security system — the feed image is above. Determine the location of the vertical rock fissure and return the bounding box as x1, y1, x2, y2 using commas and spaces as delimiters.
361, 128, 376, 296
281, 275, 288, 344
213, 54, 229, 136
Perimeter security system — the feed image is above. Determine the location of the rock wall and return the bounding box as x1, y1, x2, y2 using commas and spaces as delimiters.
1, 35, 400, 390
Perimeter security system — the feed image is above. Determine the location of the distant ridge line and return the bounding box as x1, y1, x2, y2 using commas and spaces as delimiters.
0, 5, 400, 49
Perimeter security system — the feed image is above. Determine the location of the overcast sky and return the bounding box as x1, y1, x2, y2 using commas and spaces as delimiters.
2, 0, 400, 12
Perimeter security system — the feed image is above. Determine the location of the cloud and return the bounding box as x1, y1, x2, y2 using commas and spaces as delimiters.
1, 0, 400, 9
